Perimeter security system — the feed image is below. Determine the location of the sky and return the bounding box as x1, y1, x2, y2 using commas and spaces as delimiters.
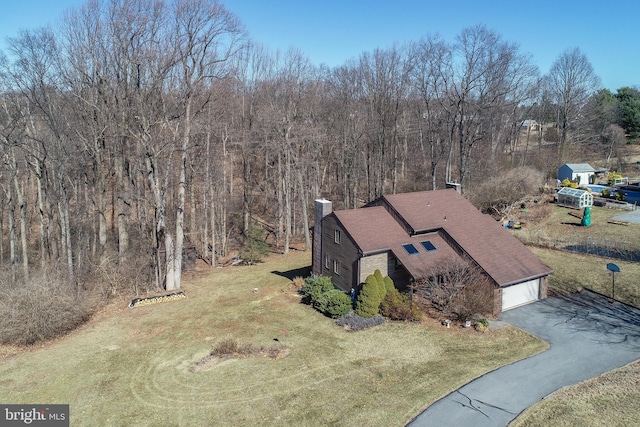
0, 0, 638, 91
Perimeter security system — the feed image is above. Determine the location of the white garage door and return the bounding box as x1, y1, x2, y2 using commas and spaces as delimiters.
501, 279, 540, 311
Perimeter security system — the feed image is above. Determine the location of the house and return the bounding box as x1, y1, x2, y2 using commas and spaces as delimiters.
312, 190, 553, 313
520, 119, 540, 133
558, 163, 596, 185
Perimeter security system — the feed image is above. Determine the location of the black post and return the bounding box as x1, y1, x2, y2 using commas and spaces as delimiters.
611, 271, 616, 301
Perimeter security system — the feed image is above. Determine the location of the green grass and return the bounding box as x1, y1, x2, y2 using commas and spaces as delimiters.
0, 252, 546, 427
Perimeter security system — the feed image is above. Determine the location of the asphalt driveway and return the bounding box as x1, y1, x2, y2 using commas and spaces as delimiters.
407, 290, 640, 427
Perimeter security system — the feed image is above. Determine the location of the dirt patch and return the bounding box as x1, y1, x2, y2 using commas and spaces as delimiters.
189, 346, 291, 372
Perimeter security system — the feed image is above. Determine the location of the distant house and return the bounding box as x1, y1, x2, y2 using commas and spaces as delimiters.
312, 190, 553, 313
558, 163, 596, 185
520, 119, 540, 133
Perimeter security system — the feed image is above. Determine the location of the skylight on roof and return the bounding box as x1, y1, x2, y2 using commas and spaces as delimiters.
420, 241, 437, 251
402, 243, 419, 255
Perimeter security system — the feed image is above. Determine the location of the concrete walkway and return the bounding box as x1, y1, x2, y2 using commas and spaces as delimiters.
407, 290, 640, 427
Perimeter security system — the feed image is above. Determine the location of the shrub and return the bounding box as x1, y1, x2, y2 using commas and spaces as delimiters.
383, 276, 395, 293
544, 127, 559, 142
561, 178, 572, 188
379, 288, 422, 321
607, 171, 623, 186
291, 276, 305, 291
323, 289, 352, 318
211, 337, 241, 356
602, 188, 611, 198
607, 172, 622, 185
355, 274, 384, 318
0, 271, 93, 346
239, 221, 269, 263
300, 275, 333, 306
373, 269, 385, 289
415, 260, 494, 321
473, 318, 490, 333
336, 312, 385, 331
468, 167, 545, 218
300, 275, 351, 318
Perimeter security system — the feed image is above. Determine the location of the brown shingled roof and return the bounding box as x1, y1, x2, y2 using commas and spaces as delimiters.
333, 207, 407, 255
334, 207, 463, 280
381, 189, 553, 286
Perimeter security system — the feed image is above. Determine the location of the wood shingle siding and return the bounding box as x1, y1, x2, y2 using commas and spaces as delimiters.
321, 214, 359, 292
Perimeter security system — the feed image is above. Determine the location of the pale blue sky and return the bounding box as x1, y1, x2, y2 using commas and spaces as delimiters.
1, 0, 638, 90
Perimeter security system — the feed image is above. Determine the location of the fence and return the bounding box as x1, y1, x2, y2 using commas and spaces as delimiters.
516, 229, 640, 262
516, 228, 640, 308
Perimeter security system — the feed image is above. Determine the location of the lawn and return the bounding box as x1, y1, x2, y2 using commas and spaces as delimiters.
513, 202, 640, 307
509, 202, 640, 426
0, 251, 546, 427
512, 247, 640, 426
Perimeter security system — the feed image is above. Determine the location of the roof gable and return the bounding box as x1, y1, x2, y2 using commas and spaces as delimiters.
332, 206, 406, 254
378, 190, 553, 286
561, 163, 596, 173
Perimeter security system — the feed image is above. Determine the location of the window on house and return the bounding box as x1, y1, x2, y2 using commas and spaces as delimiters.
402, 243, 419, 255
333, 260, 340, 275
325, 255, 330, 269
420, 240, 437, 252
334, 229, 341, 244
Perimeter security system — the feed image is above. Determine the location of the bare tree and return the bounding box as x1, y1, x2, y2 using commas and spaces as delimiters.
167, 0, 244, 288
409, 34, 453, 190
414, 259, 494, 319
449, 25, 538, 194
546, 47, 600, 161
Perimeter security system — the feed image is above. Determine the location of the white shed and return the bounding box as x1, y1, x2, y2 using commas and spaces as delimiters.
557, 187, 593, 209
557, 163, 596, 185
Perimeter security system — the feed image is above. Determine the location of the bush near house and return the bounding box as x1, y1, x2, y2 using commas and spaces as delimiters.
299, 275, 333, 306
560, 178, 579, 189
322, 289, 352, 318
379, 287, 421, 321
414, 260, 494, 321
299, 275, 350, 318
355, 271, 387, 318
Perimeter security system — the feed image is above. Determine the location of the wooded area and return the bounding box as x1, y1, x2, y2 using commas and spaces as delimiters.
0, 0, 636, 295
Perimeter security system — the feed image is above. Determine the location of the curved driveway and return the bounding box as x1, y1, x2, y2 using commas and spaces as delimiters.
408, 290, 640, 427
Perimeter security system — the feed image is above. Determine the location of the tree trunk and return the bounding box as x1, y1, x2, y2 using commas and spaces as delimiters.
14, 173, 29, 280
115, 148, 130, 258
298, 167, 310, 250
7, 177, 17, 281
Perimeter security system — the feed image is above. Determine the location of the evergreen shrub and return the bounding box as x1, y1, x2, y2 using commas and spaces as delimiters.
323, 289, 352, 318
300, 275, 333, 306
355, 274, 384, 318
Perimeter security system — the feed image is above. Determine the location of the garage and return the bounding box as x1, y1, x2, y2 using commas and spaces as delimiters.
501, 278, 540, 311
